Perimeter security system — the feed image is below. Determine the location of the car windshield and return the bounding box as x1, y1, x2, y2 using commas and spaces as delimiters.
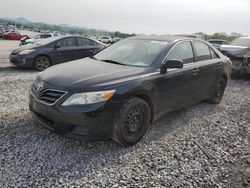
231, 38, 250, 48
94, 39, 168, 67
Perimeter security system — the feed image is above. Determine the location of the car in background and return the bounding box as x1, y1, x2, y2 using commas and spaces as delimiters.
0, 30, 4, 38
20, 33, 54, 46
98, 36, 112, 43
29, 36, 232, 146
207, 39, 230, 49
10, 36, 106, 71
174, 34, 205, 40
111, 37, 121, 43
219, 37, 250, 76
3, 31, 28, 40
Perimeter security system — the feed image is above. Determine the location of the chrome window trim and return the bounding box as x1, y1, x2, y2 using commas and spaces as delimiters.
161, 39, 218, 67
161, 39, 194, 65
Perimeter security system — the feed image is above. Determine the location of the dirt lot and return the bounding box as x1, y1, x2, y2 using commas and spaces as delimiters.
0, 30, 38, 64
0, 66, 249, 188
0, 39, 19, 63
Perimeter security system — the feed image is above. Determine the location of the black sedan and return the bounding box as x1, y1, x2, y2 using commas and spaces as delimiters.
9, 36, 106, 71
29, 36, 232, 146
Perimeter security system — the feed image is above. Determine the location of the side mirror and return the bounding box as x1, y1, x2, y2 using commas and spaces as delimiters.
54, 44, 61, 49
160, 59, 184, 74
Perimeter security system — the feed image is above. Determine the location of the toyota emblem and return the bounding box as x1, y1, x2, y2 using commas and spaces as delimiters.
37, 81, 45, 92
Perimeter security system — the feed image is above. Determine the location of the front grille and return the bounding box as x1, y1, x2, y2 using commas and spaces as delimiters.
31, 81, 67, 105
11, 52, 18, 55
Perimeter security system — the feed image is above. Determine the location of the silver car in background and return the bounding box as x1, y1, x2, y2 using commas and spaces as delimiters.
219, 37, 250, 76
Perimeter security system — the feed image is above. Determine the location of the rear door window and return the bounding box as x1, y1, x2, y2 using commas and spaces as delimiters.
193, 41, 211, 61
167, 41, 194, 64
77, 37, 97, 46
209, 41, 221, 44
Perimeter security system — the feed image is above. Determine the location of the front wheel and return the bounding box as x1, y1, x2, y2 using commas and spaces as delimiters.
34, 55, 51, 71
112, 98, 151, 146
207, 77, 227, 104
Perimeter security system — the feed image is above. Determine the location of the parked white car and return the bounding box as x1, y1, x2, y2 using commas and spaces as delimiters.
98, 36, 112, 43
19, 33, 54, 46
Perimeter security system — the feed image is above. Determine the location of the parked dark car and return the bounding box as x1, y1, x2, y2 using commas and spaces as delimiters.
207, 39, 230, 49
219, 37, 250, 76
29, 36, 232, 146
10, 36, 106, 71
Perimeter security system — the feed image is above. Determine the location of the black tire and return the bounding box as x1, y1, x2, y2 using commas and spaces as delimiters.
34, 55, 51, 71
112, 98, 151, 146
207, 77, 227, 104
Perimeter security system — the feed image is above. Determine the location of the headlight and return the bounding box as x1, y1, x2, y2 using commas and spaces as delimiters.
61, 90, 116, 106
19, 49, 35, 55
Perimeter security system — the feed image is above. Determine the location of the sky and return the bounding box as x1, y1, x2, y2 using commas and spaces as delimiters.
0, 0, 249, 35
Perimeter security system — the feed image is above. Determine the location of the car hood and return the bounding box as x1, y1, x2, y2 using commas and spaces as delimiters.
219, 45, 250, 58
11, 43, 41, 54
220, 44, 248, 52
37, 58, 146, 90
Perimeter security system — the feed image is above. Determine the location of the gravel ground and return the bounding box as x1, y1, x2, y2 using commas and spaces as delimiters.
0, 68, 249, 188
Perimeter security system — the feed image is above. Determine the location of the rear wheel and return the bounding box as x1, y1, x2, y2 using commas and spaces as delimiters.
207, 77, 227, 104
34, 55, 51, 71
112, 98, 151, 146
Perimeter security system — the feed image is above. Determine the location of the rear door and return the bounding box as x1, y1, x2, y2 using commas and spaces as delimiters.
76, 37, 100, 59
191, 40, 222, 102
154, 41, 198, 117
51, 37, 77, 64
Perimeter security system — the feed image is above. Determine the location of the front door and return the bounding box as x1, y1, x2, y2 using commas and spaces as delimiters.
51, 37, 77, 64
154, 41, 198, 118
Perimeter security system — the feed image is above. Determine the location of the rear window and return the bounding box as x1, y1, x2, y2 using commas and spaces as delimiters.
209, 41, 222, 45
193, 41, 211, 61
40, 34, 52, 38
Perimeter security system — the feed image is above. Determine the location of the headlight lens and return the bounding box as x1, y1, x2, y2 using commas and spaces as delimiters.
19, 49, 35, 55
61, 90, 116, 106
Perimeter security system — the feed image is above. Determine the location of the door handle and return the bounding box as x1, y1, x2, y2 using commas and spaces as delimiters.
216, 62, 222, 69
192, 68, 199, 75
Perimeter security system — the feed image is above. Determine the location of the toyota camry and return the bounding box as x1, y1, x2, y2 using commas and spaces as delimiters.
29, 36, 232, 146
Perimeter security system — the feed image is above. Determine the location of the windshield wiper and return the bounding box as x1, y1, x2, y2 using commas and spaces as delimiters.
89, 56, 98, 60
100, 59, 126, 65
100, 59, 126, 66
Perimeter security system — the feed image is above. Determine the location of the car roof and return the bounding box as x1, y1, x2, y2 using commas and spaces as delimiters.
128, 35, 191, 42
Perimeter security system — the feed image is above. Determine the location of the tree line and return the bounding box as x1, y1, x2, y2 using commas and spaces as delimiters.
0, 18, 136, 38
0, 18, 245, 40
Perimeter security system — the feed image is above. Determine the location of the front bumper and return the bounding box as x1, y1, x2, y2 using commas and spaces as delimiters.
29, 92, 121, 141
9, 54, 34, 68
